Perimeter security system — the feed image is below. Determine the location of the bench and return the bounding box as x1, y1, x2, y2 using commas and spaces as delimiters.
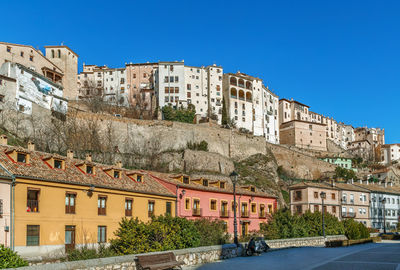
137, 251, 184, 270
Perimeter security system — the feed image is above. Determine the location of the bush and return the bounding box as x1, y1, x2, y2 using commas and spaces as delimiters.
111, 216, 201, 255
193, 218, 229, 246
162, 105, 196, 123
0, 244, 28, 268
187, 140, 208, 151
334, 167, 356, 180
343, 219, 369, 240
66, 244, 117, 261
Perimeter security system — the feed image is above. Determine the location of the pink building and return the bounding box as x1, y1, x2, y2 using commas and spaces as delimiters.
151, 173, 277, 237
0, 176, 11, 248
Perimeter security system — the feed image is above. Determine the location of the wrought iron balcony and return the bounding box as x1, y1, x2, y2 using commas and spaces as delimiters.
192, 208, 202, 217
342, 212, 356, 218
220, 210, 229, 218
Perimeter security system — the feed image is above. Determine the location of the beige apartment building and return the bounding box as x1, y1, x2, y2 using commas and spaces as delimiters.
0, 42, 78, 100
280, 120, 327, 151
289, 182, 340, 219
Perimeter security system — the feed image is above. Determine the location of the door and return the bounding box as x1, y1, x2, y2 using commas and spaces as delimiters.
65, 225, 75, 252
241, 222, 248, 236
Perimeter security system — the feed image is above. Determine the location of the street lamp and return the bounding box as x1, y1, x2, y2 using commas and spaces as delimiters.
230, 171, 239, 245
381, 198, 386, 234
320, 191, 326, 238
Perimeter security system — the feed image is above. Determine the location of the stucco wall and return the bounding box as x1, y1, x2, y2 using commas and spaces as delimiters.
0, 181, 11, 247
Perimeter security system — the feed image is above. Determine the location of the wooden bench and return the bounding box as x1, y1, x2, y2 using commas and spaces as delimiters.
136, 252, 184, 270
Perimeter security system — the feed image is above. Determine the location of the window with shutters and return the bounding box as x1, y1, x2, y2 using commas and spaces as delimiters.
65, 193, 76, 214
125, 198, 133, 216
148, 201, 155, 217
98, 196, 107, 215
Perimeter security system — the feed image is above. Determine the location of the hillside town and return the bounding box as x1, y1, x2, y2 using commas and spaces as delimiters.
0, 41, 399, 268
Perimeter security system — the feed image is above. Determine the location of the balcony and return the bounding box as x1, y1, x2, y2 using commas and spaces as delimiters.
259, 212, 267, 219
267, 110, 273, 116
241, 210, 250, 218
220, 210, 229, 218
192, 208, 202, 217
341, 199, 354, 205
342, 212, 356, 218
27, 200, 39, 212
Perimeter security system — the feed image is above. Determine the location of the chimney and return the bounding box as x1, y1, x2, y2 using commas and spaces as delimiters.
67, 150, 74, 159
0, 135, 7, 145
116, 161, 122, 168
27, 141, 35, 151
86, 154, 92, 162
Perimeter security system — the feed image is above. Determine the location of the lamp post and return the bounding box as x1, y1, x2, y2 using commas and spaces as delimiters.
230, 171, 239, 245
381, 198, 386, 234
320, 191, 326, 238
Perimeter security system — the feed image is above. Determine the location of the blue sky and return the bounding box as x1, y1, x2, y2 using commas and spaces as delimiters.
2, 0, 399, 143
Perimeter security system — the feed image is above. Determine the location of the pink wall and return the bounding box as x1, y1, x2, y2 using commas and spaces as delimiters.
0, 182, 10, 247
152, 176, 277, 236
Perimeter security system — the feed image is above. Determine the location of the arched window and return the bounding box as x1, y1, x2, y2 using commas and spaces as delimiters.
239, 90, 245, 101
58, 50, 61, 58
230, 88, 237, 98
245, 92, 252, 102
230, 77, 237, 86
238, 79, 244, 88
246, 81, 252, 90
297, 112, 301, 120
51, 50, 55, 58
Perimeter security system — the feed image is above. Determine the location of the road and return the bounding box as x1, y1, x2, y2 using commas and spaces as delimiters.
191, 242, 400, 270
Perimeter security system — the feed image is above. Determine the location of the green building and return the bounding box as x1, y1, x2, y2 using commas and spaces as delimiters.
320, 157, 357, 172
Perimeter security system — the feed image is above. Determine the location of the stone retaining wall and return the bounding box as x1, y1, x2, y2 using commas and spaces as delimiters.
11, 235, 347, 270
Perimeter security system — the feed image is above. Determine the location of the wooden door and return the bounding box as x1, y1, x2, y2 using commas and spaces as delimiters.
65, 225, 75, 252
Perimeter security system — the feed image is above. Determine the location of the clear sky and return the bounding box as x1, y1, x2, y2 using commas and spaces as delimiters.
2, 0, 399, 143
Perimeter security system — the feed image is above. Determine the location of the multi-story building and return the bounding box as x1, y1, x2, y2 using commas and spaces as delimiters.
152, 173, 277, 237
381, 144, 400, 165
0, 42, 78, 100
77, 65, 128, 106
354, 127, 385, 161
289, 182, 340, 218
0, 62, 67, 115
335, 182, 370, 226
262, 86, 280, 144
279, 98, 311, 124
354, 181, 400, 230
320, 157, 357, 172
280, 120, 327, 151
337, 124, 355, 149
348, 140, 373, 161
0, 135, 176, 258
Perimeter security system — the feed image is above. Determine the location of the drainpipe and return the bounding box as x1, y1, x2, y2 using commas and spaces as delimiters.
175, 185, 179, 217
0, 163, 15, 251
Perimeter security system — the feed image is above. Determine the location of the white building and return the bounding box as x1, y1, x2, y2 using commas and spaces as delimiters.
155, 61, 186, 110
381, 144, 400, 165
262, 86, 279, 144
0, 62, 67, 115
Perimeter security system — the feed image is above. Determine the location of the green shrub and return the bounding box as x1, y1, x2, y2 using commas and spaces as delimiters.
187, 140, 209, 151
66, 244, 117, 261
111, 216, 201, 255
0, 244, 28, 268
162, 105, 196, 123
193, 218, 229, 246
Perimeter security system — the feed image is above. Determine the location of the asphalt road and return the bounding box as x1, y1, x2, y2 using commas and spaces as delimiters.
192, 242, 400, 270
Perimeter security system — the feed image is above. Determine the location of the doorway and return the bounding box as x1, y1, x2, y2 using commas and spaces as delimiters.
65, 225, 76, 252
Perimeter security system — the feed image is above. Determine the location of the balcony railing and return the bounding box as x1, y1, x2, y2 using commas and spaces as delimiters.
241, 210, 250, 218
342, 212, 356, 218
27, 200, 39, 212
220, 210, 229, 218
267, 110, 273, 115
192, 208, 202, 216
259, 212, 267, 219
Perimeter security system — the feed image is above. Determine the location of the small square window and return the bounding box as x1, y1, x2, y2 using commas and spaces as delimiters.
86, 165, 93, 174
17, 153, 27, 163
137, 175, 142, 182
54, 159, 63, 169
114, 171, 120, 178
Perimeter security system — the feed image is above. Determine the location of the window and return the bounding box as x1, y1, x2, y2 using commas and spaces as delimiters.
314, 192, 318, 199
54, 159, 63, 169
296, 205, 302, 214
210, 199, 217, 210
175, 76, 179, 82
125, 198, 133, 216
17, 153, 27, 163
86, 165, 93, 174
26, 225, 40, 246
294, 191, 302, 201
170, 76, 174, 83
65, 193, 76, 214
166, 202, 172, 215
98, 226, 107, 243
251, 203, 256, 213
0, 199, 2, 216
20, 51, 24, 57
148, 201, 155, 217
29, 55, 34, 61
314, 205, 319, 212
187, 84, 191, 90
114, 170, 121, 178
6, 46, 11, 53
250, 187, 255, 192
27, 189, 39, 212
183, 176, 190, 184
136, 175, 142, 182
332, 206, 336, 213
202, 179, 208, 186
332, 193, 336, 200
220, 182, 225, 189
98, 196, 107, 215
185, 198, 190, 210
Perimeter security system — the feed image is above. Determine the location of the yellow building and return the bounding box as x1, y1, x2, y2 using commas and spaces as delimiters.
0, 138, 175, 259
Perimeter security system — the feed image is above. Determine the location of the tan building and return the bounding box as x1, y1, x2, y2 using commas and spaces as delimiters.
280, 120, 327, 151
279, 98, 310, 124
289, 182, 340, 219
0, 42, 78, 100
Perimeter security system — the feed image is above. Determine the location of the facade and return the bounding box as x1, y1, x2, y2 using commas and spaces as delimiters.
289, 182, 340, 219
0, 42, 78, 100
0, 137, 176, 258
348, 140, 373, 160
262, 86, 280, 144
320, 157, 357, 172
280, 120, 327, 151
354, 127, 385, 161
152, 173, 277, 237
335, 182, 370, 227
0, 62, 67, 115
354, 181, 400, 230
337, 124, 355, 149
381, 144, 400, 165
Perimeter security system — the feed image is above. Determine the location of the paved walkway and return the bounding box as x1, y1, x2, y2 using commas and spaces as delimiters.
191, 242, 400, 270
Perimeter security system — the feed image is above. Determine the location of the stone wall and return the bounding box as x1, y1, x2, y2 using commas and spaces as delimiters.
12, 235, 347, 270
